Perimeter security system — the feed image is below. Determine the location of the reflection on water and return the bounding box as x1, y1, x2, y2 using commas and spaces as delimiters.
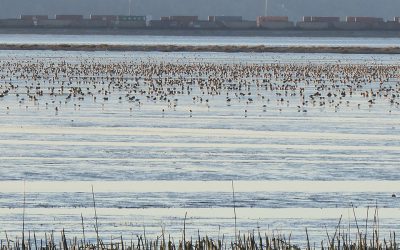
0, 49, 399, 245
0, 34, 400, 47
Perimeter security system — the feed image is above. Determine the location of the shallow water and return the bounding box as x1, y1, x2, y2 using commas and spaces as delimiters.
0, 49, 399, 247
0, 34, 400, 48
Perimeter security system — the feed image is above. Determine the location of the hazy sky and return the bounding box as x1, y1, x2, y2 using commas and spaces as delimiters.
0, 0, 398, 21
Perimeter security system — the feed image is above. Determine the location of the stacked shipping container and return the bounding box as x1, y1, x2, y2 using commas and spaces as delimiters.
3, 13, 400, 31
90, 15, 117, 22
346, 16, 384, 23
257, 16, 289, 22
191, 20, 223, 29
302, 16, 340, 22
155, 16, 198, 28
20, 15, 48, 21
118, 16, 146, 21
257, 16, 293, 29
55, 15, 83, 21
116, 16, 147, 28
169, 16, 198, 22
208, 16, 242, 22
222, 20, 257, 29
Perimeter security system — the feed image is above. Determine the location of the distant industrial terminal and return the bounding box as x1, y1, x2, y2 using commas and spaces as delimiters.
1, 14, 400, 32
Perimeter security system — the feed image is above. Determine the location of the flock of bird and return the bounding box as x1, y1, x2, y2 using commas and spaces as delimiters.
0, 57, 399, 116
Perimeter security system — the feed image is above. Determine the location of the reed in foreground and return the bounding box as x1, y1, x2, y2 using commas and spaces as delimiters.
1, 225, 397, 250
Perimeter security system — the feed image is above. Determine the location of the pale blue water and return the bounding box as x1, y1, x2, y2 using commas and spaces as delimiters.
0, 46, 399, 247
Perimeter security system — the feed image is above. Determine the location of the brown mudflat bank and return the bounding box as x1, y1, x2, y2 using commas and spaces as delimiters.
1, 43, 400, 54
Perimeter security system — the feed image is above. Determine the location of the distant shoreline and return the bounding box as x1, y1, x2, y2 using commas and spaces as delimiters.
0, 43, 400, 54
0, 28, 400, 38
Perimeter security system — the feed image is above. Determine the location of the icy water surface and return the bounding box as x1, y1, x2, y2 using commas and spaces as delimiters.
0, 50, 399, 246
